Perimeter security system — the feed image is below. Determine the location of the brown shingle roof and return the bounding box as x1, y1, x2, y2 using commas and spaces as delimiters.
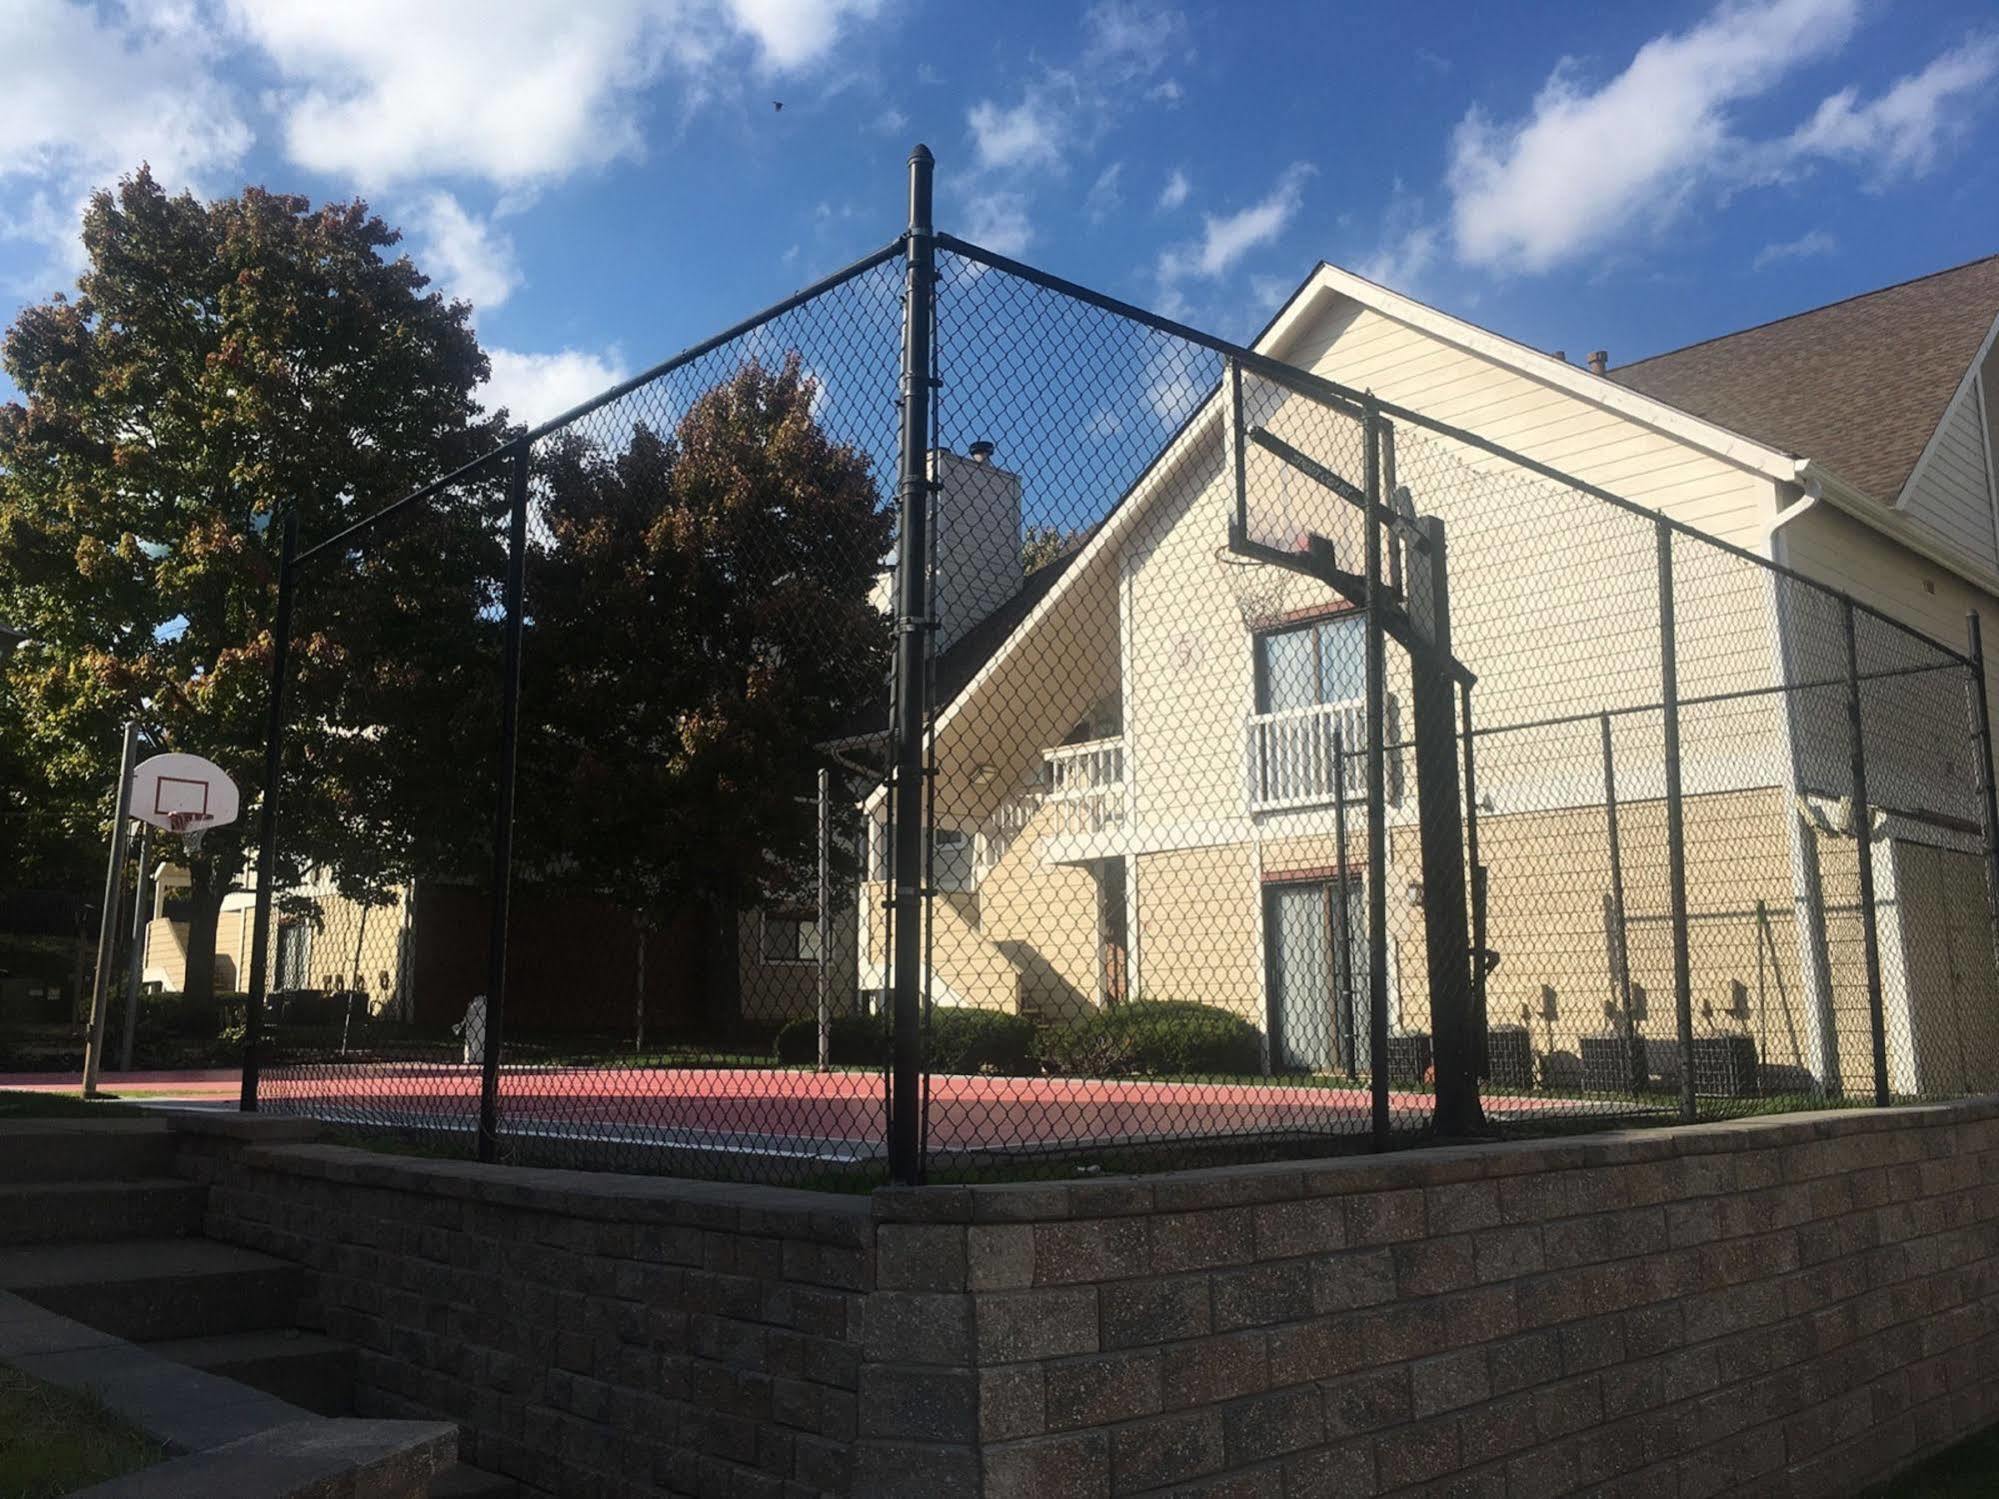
1607, 254, 1999, 503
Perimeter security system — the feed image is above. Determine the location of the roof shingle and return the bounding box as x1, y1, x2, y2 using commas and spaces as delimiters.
1607, 254, 1999, 503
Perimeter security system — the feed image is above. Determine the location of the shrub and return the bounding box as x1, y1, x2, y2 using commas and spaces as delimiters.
926, 1008, 1038, 1077
141, 989, 248, 1038
773, 1013, 887, 1066
1042, 1000, 1263, 1078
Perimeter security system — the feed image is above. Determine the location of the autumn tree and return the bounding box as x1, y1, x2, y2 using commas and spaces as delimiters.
0, 169, 509, 1004
520, 355, 891, 1023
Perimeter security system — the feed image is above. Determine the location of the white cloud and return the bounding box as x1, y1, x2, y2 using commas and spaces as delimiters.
1083, 2, 1185, 82
966, 96, 1065, 173
481, 346, 629, 426
1752, 228, 1837, 270
1146, 78, 1183, 105
870, 106, 909, 135
962, 191, 1034, 256
0, 1, 251, 268
1449, 0, 1861, 274
1157, 162, 1314, 284
726, 0, 883, 71
226, 0, 881, 188
1444, 1, 1996, 276
411, 193, 522, 310
1783, 36, 1999, 185
1085, 162, 1124, 224
1355, 180, 1440, 292
1157, 167, 1190, 212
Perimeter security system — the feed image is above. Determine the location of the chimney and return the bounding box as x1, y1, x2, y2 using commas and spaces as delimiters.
1587, 350, 1609, 376
1552, 350, 1566, 363
968, 440, 996, 463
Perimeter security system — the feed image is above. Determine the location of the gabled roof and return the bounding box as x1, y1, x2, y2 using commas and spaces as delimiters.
1608, 254, 1999, 505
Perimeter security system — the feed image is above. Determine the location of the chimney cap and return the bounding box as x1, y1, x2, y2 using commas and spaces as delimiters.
968, 440, 996, 462
1587, 350, 1609, 375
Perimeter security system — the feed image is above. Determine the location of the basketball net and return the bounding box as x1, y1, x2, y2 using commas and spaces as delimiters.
167, 810, 207, 855
1216, 545, 1297, 629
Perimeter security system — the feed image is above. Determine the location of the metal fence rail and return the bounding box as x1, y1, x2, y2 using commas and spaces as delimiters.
242, 148, 1999, 1187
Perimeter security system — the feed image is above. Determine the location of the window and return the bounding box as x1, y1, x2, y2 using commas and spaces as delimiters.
762, 911, 824, 964
275, 920, 311, 990
1254, 615, 1364, 714
933, 829, 974, 893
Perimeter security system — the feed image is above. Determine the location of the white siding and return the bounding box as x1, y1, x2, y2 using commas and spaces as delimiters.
1900, 377, 1999, 572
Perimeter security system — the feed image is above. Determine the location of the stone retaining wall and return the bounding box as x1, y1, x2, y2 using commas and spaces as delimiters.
174, 1121, 873, 1498
175, 1100, 1999, 1497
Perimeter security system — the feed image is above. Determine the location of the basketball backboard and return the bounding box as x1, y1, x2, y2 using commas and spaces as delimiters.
130, 752, 240, 835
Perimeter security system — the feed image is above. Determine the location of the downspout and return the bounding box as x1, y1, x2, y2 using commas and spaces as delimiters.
1764, 483, 1840, 1091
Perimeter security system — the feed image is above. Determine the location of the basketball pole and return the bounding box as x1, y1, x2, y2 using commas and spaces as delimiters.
119, 822, 152, 1072
82, 720, 140, 1098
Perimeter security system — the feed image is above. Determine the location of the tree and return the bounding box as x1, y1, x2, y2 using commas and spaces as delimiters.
1022, 522, 1089, 574
521, 355, 891, 1025
0, 169, 509, 1005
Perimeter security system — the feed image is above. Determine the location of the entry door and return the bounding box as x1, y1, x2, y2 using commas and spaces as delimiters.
1265, 881, 1368, 1075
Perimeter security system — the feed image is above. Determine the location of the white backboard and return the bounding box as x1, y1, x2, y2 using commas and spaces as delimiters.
130, 752, 240, 832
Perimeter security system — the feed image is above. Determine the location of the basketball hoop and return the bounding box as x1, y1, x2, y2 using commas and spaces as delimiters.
1215, 544, 1297, 628
129, 753, 238, 859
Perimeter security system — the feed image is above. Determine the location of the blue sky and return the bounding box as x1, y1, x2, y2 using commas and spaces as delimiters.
2, 0, 1995, 420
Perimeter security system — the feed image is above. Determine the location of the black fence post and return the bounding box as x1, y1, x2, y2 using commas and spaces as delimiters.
1843, 599, 1890, 1107
477, 440, 531, 1163
1965, 613, 1999, 999
1657, 519, 1696, 1123
242, 508, 297, 1112
888, 145, 936, 1187
1599, 712, 1642, 1094
1332, 726, 1358, 1078
1363, 406, 1390, 1149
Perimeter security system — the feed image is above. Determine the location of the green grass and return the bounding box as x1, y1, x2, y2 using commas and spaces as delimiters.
0, 1090, 141, 1119
0, 1367, 166, 1498
1862, 1424, 1999, 1496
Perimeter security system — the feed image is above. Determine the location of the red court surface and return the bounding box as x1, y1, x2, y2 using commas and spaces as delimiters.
0, 1062, 1605, 1166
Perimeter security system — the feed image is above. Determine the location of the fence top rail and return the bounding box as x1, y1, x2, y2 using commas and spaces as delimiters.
934, 232, 1971, 673
291, 235, 907, 570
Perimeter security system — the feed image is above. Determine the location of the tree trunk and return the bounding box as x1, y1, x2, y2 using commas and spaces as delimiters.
181, 863, 225, 1004
703, 902, 742, 1039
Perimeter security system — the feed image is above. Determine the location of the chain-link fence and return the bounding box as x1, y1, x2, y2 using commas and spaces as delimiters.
242, 149, 1999, 1186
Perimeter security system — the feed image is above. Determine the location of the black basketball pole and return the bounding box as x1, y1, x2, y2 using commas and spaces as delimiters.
887, 145, 936, 1186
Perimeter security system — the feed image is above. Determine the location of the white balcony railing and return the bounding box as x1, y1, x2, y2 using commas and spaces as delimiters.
1247, 697, 1398, 811
1042, 736, 1127, 836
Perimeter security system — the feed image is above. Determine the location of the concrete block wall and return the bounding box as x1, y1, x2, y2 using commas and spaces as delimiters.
866, 1101, 1999, 1498
174, 1099, 1999, 1497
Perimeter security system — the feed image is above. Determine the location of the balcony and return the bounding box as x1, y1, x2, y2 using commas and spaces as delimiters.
1042, 736, 1127, 835
1247, 697, 1398, 812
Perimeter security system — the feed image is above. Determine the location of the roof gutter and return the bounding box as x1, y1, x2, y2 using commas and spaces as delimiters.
1794, 456, 1999, 598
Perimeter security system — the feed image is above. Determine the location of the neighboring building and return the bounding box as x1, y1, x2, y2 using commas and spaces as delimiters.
847, 254, 1999, 1097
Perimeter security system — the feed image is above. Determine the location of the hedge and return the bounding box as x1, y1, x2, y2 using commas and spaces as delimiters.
1040, 999, 1263, 1078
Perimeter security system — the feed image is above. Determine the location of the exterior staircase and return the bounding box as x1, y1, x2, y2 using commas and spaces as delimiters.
0, 1116, 511, 1498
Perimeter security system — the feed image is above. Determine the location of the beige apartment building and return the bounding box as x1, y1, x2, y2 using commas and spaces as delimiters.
854, 254, 1999, 1098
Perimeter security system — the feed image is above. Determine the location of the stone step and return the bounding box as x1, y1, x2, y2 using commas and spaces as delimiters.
429, 1461, 521, 1498
0, 1119, 178, 1183
0, 1237, 304, 1343
0, 1178, 205, 1245
147, 1328, 356, 1417
72, 1416, 458, 1499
